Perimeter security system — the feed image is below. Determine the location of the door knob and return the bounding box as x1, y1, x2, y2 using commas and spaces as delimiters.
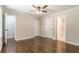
4, 29, 8, 31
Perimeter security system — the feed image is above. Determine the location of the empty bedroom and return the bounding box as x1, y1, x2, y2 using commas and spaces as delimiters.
0, 5, 79, 53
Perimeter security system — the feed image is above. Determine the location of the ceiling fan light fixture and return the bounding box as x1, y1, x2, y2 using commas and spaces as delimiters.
32, 5, 48, 14
36, 10, 42, 14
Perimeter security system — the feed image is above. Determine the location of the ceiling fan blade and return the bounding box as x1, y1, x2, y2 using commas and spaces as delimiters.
32, 5, 40, 11
43, 5, 48, 9
42, 10, 48, 13
32, 5, 37, 9
36, 6, 41, 11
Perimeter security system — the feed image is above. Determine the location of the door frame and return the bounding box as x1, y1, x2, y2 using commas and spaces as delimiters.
2, 12, 6, 45
56, 15, 66, 53
6, 15, 16, 39
2, 13, 16, 45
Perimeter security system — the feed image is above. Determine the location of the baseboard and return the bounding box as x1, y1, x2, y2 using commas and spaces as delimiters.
40, 35, 56, 40
15, 36, 35, 41
66, 41, 79, 46
41, 36, 79, 46
7, 37, 15, 39
15, 35, 79, 46
7, 38, 15, 39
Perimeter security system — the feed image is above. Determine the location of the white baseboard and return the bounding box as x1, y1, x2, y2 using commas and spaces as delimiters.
7, 37, 15, 39
15, 35, 79, 46
15, 36, 35, 41
40, 35, 56, 40
66, 41, 79, 46
41, 36, 79, 46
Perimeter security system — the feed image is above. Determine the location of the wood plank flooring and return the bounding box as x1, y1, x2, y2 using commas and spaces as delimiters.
1, 36, 79, 53
16, 36, 79, 53
16, 36, 57, 53
1, 38, 16, 53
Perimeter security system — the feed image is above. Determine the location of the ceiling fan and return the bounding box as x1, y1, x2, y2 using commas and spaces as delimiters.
31, 5, 48, 13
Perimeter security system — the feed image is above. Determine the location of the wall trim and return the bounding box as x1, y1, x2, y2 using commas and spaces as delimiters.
15, 36, 35, 41
65, 41, 79, 46
40, 35, 56, 40
41, 36, 79, 46
7, 37, 15, 39
16, 35, 79, 46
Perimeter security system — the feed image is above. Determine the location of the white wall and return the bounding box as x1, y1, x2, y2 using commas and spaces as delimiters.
34, 18, 40, 36
6, 10, 39, 41
41, 6, 79, 45
5, 6, 79, 45
40, 15, 57, 39
16, 14, 37, 40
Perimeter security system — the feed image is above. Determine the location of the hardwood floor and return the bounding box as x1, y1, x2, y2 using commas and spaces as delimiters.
16, 36, 57, 53
16, 36, 79, 53
1, 43, 7, 53
66, 42, 79, 53
1, 36, 79, 53
1, 38, 16, 53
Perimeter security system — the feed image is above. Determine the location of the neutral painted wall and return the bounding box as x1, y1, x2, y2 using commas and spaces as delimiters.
5, 9, 39, 41
34, 18, 40, 36
41, 6, 79, 45
40, 17, 56, 39
16, 14, 37, 40
5, 6, 79, 45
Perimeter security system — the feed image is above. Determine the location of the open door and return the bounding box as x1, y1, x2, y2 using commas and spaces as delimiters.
3, 13, 16, 45
2, 13, 8, 45
56, 15, 66, 53
0, 6, 2, 52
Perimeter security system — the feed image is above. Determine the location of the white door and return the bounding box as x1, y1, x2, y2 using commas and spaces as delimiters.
4, 15, 16, 44
6, 16, 16, 39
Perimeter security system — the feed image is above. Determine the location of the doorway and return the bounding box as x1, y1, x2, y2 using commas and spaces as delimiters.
3, 14, 16, 45
2, 13, 16, 53
56, 15, 66, 52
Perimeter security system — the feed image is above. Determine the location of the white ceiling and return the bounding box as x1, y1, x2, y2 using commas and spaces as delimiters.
6, 5, 78, 16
